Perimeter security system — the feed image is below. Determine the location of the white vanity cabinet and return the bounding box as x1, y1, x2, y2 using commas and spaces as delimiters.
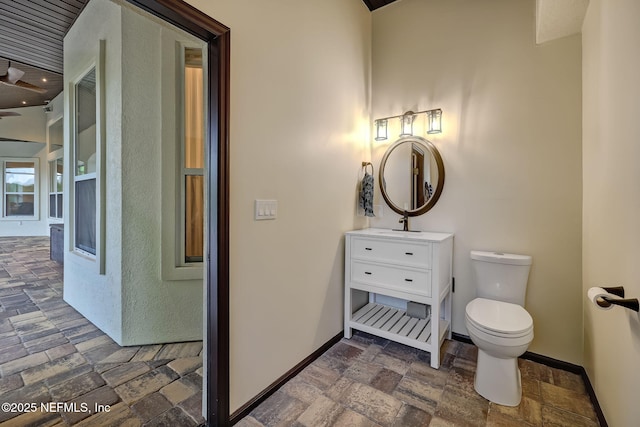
344, 228, 454, 369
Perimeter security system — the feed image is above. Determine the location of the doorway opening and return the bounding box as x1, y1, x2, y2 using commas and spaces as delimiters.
126, 1, 230, 424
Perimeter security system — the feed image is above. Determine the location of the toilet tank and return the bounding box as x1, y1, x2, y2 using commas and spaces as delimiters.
470, 250, 532, 306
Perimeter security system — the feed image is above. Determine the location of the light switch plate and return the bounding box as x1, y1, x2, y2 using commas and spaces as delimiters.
255, 199, 277, 220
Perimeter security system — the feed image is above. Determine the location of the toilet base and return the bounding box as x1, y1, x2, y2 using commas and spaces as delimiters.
474, 349, 522, 407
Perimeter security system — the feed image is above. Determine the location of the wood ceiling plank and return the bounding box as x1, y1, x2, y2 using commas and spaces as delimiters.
0, 18, 64, 48
0, 42, 63, 70
0, 43, 63, 73
59, 0, 88, 10
0, 33, 62, 58
5, 0, 78, 22
0, 4, 70, 34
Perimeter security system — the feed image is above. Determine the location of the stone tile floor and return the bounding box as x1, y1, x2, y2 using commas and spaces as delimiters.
238, 332, 600, 426
0, 237, 204, 426
1, 236, 601, 426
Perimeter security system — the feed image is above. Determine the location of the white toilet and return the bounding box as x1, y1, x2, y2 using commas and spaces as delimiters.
465, 250, 534, 407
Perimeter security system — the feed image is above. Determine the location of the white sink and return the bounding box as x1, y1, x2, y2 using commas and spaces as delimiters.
363, 228, 453, 241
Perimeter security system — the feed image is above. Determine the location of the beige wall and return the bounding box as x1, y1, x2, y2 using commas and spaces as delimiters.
174, 0, 587, 413
370, 0, 583, 363
185, 0, 371, 411
583, 0, 640, 425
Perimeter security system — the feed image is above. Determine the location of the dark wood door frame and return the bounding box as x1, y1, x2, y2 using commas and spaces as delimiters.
125, 1, 230, 425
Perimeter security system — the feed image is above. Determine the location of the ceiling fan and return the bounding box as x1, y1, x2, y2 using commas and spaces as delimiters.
0, 112, 21, 119
0, 62, 47, 94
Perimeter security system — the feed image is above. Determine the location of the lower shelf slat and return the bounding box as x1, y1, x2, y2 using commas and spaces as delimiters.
398, 317, 419, 337
364, 305, 391, 327
416, 319, 432, 342
347, 302, 451, 369
350, 303, 441, 344
408, 318, 430, 340
389, 316, 410, 334
372, 307, 399, 329
352, 303, 378, 323
380, 311, 405, 332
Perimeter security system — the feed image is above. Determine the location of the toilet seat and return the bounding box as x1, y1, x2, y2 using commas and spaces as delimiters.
466, 298, 533, 338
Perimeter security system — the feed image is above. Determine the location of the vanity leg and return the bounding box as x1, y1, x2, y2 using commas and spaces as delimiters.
344, 282, 352, 339
430, 350, 440, 369
445, 289, 453, 340
431, 300, 440, 369
344, 237, 353, 339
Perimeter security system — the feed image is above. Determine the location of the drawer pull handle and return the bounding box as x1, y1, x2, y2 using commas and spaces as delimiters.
405, 252, 414, 255
365, 248, 372, 251
405, 278, 413, 282
365, 271, 372, 275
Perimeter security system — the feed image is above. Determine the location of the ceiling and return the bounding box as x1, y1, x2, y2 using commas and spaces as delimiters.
0, 0, 88, 110
362, 0, 399, 11
0, 0, 390, 113
0, 59, 64, 110
536, 0, 589, 44
0, 0, 585, 112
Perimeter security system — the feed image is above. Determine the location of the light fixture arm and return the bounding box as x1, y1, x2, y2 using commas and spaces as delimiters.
374, 108, 443, 140
376, 108, 442, 123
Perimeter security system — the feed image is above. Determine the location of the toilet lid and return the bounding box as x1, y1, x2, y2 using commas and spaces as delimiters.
466, 298, 533, 335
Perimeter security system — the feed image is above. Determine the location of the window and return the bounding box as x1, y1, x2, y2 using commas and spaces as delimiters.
75, 179, 96, 254
68, 42, 105, 273
2, 159, 38, 219
49, 158, 63, 219
161, 43, 206, 280
182, 47, 204, 264
74, 67, 97, 256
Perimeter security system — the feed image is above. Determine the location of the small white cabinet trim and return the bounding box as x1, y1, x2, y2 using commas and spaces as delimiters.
344, 228, 454, 369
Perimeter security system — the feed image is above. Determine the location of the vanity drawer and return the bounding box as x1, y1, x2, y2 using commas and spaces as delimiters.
351, 237, 431, 268
351, 261, 432, 297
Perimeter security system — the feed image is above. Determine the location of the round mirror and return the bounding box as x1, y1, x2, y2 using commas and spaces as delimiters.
379, 136, 445, 216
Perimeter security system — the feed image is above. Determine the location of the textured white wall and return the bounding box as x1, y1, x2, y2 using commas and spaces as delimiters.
64, 0, 204, 345
370, 0, 583, 363
118, 3, 204, 345
63, 0, 124, 343
583, 0, 640, 425
185, 0, 372, 412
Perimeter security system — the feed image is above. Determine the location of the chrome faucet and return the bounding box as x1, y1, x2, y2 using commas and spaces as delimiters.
399, 210, 409, 232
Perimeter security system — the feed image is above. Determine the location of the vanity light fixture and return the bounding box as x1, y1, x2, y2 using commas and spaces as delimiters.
427, 108, 442, 134
374, 118, 388, 141
373, 108, 443, 141
400, 111, 415, 136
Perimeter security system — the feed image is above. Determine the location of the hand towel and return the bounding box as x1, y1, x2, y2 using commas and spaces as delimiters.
359, 172, 375, 217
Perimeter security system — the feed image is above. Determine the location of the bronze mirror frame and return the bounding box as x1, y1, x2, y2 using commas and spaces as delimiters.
378, 136, 445, 216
